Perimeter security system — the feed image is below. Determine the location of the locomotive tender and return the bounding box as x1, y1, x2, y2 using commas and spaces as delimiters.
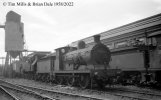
71, 13, 161, 86
22, 35, 120, 88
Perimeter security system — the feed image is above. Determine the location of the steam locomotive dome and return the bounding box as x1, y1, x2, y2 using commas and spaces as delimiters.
64, 42, 111, 65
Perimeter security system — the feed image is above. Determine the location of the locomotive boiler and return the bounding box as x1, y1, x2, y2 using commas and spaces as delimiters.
64, 35, 111, 70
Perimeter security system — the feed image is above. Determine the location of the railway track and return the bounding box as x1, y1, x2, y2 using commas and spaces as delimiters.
1, 78, 161, 100
85, 86, 161, 100
0, 79, 105, 100
111, 87, 161, 98
0, 85, 20, 100
0, 85, 53, 100
0, 82, 55, 100
45, 80, 161, 100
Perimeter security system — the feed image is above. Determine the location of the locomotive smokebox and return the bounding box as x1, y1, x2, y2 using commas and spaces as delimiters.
94, 35, 101, 43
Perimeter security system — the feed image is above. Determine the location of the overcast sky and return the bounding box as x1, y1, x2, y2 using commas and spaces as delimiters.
0, 0, 161, 57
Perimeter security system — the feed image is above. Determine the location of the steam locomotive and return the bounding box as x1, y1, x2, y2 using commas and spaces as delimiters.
13, 35, 121, 88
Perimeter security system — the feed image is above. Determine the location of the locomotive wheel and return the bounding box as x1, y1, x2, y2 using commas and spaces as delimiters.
55, 76, 64, 85
46, 75, 50, 82
78, 75, 91, 88
42, 75, 45, 82
67, 77, 75, 86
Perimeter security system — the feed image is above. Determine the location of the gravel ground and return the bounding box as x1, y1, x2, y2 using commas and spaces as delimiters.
105, 84, 161, 94
1, 77, 161, 100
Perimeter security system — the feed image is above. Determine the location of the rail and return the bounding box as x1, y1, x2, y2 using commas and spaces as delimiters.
0, 85, 20, 100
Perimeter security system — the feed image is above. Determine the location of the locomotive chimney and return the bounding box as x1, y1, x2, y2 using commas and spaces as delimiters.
94, 35, 101, 43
